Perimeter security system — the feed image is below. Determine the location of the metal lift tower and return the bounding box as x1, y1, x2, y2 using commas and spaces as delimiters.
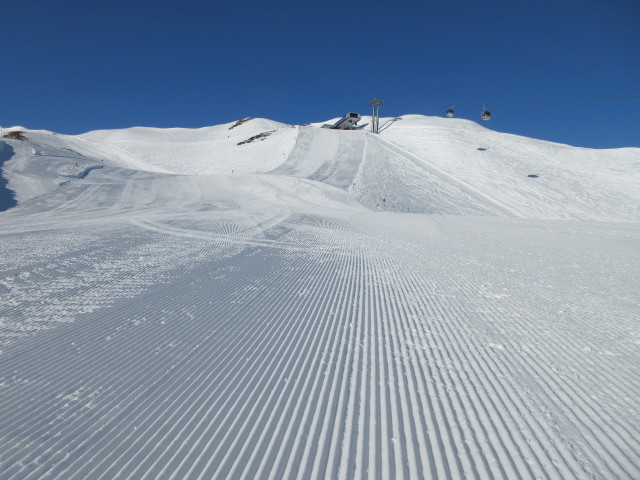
368, 98, 386, 134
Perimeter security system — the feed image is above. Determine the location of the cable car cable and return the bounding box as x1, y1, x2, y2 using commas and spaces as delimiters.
393, 94, 640, 109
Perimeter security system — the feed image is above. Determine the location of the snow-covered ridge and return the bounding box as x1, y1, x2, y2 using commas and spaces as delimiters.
79, 118, 298, 176
82, 115, 640, 221
2, 114, 639, 221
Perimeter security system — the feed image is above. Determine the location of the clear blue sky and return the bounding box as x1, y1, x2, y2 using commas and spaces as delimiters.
3, 0, 639, 148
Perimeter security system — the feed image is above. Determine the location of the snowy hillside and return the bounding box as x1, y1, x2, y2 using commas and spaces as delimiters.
1, 117, 639, 479
76, 115, 640, 221
378, 115, 640, 220
80, 118, 298, 176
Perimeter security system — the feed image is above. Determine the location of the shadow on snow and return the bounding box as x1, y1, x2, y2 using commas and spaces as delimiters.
0, 142, 18, 211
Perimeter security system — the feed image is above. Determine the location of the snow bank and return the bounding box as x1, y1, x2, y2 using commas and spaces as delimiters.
80, 118, 298, 176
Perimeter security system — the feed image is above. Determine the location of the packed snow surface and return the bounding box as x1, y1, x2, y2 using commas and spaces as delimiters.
1, 116, 639, 479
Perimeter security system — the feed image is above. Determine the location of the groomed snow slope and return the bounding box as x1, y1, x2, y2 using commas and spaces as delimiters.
80, 118, 298, 176
1, 121, 639, 480
80, 116, 640, 221
377, 115, 640, 221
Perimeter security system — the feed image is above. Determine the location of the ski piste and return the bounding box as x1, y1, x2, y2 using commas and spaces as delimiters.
1, 116, 639, 479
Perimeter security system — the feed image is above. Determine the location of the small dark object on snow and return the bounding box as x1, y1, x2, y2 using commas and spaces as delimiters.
4, 131, 27, 141
477, 147, 488, 151
527, 174, 539, 178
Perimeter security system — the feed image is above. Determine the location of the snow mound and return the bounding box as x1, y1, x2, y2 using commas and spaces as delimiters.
0, 129, 172, 204
80, 118, 298, 175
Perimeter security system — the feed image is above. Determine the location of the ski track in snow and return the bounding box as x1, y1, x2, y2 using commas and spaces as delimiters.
1, 119, 639, 479
1, 209, 638, 479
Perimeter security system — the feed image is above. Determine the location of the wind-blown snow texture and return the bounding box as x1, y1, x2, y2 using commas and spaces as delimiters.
1, 117, 639, 479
